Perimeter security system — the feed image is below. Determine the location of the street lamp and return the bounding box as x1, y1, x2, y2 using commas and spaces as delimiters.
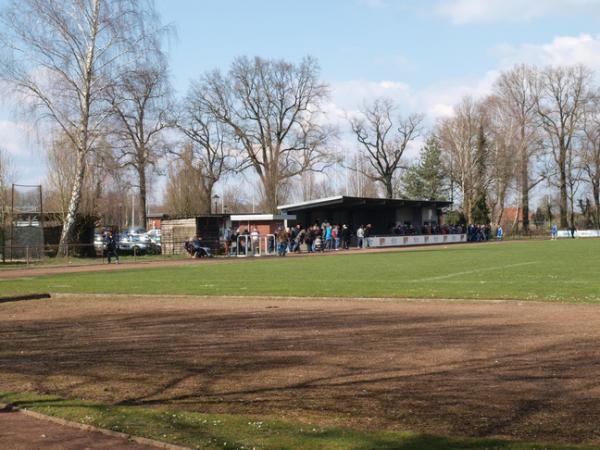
212, 194, 220, 214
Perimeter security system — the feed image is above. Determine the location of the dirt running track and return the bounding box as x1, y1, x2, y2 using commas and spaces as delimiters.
1, 294, 600, 446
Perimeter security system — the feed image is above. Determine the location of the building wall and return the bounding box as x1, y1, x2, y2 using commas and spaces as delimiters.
232, 221, 281, 235
289, 205, 445, 234
161, 218, 196, 255
395, 207, 423, 227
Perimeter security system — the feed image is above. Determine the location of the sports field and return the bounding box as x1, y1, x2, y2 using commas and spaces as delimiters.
1, 240, 599, 302
1, 240, 600, 449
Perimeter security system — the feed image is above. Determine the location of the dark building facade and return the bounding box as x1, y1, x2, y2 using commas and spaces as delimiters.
278, 196, 452, 234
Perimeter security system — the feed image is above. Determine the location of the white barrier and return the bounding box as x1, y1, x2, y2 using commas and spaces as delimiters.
365, 234, 467, 248
236, 234, 276, 257
557, 230, 600, 238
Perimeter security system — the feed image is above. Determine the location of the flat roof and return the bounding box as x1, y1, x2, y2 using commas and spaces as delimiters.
278, 196, 452, 212
230, 213, 296, 222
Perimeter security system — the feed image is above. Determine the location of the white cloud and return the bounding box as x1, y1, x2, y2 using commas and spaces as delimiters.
328, 79, 413, 114
495, 34, 600, 72
0, 119, 46, 184
327, 32, 600, 129
357, 0, 388, 7
327, 70, 499, 128
0, 120, 35, 157
436, 0, 600, 24
371, 54, 416, 72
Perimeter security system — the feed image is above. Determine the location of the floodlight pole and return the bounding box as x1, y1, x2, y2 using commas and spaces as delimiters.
39, 185, 44, 256
10, 184, 14, 262
131, 192, 135, 228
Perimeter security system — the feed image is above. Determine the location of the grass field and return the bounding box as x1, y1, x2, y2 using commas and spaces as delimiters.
0, 252, 187, 271
1, 240, 599, 302
0, 393, 591, 450
2, 240, 600, 449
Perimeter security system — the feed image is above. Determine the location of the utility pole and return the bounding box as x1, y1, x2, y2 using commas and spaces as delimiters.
131, 192, 135, 228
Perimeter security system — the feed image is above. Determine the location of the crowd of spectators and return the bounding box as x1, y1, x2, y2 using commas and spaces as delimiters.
390, 223, 464, 236
466, 224, 492, 242
219, 220, 475, 256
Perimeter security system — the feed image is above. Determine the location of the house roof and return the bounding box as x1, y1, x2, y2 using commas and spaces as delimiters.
230, 213, 296, 222
278, 196, 452, 212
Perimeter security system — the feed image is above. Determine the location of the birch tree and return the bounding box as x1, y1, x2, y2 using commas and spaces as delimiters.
350, 97, 423, 198
0, 0, 155, 251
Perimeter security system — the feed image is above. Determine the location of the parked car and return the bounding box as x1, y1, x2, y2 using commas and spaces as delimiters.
93, 233, 107, 255
146, 228, 161, 247
117, 233, 160, 255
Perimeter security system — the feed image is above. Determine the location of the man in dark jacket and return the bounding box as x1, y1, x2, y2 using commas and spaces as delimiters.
105, 231, 119, 264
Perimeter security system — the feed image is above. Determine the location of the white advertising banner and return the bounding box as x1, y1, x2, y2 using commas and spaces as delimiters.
557, 230, 600, 238
366, 234, 467, 248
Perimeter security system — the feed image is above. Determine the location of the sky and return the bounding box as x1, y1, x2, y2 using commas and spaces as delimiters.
2, 0, 600, 196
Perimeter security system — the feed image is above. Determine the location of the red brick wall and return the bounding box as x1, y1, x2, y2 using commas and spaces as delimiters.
232, 221, 283, 235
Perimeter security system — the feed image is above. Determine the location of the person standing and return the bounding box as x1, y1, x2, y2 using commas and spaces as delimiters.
304, 226, 313, 253
332, 224, 340, 250
105, 231, 119, 264
324, 222, 333, 251
294, 225, 305, 253
496, 224, 504, 241
251, 227, 259, 255
551, 223, 558, 240
356, 225, 364, 249
364, 224, 372, 248
276, 227, 289, 256
341, 224, 350, 250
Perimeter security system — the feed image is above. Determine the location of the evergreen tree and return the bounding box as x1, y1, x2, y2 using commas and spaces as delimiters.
402, 136, 447, 200
471, 193, 490, 224
471, 125, 490, 224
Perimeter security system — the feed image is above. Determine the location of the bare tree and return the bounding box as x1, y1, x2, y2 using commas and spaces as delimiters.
484, 99, 517, 226
350, 98, 423, 198
493, 64, 543, 232
296, 171, 338, 201
163, 144, 205, 217
344, 152, 381, 198
438, 97, 484, 223
177, 89, 234, 214
582, 95, 600, 228
536, 65, 592, 228
0, 148, 14, 226
566, 140, 585, 229
107, 15, 172, 229
0, 0, 157, 251
193, 56, 335, 212
45, 132, 117, 222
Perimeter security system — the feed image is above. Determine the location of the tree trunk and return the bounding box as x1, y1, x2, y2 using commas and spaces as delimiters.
593, 179, 600, 229
138, 166, 147, 229
384, 176, 394, 199
520, 128, 530, 234
58, 150, 86, 255
558, 146, 569, 228
262, 175, 279, 213
203, 182, 213, 215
